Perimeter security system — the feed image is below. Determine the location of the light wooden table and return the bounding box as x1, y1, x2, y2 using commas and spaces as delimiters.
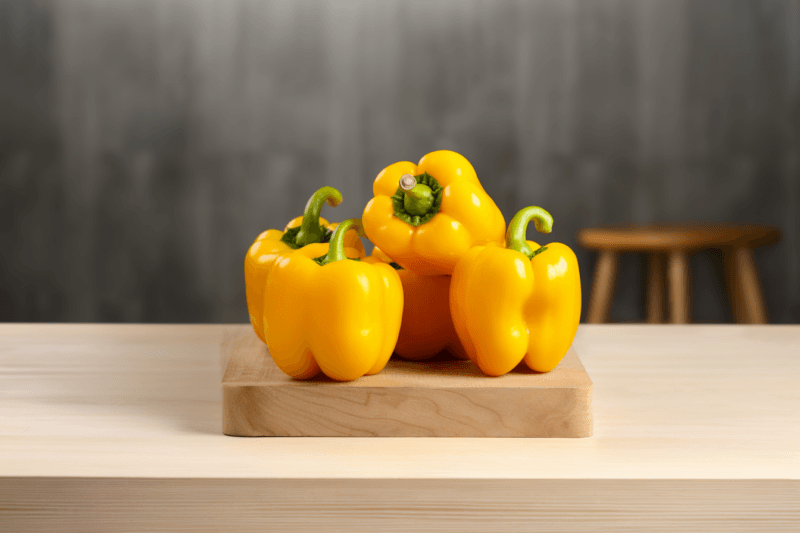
1, 324, 798, 532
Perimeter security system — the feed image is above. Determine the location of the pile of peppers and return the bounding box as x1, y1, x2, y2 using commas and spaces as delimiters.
245, 150, 581, 381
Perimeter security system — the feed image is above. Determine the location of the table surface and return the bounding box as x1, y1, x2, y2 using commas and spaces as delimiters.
1, 323, 798, 481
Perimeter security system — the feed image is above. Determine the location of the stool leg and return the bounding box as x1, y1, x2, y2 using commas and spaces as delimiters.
725, 247, 768, 324
587, 251, 619, 324
667, 250, 690, 324
725, 247, 746, 323
647, 253, 665, 324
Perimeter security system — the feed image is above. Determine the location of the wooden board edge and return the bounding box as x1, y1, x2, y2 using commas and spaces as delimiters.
222, 381, 594, 438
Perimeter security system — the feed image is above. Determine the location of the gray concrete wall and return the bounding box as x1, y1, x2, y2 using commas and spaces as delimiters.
1, 0, 799, 323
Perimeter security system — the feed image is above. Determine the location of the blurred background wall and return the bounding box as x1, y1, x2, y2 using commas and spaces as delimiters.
1, 0, 798, 324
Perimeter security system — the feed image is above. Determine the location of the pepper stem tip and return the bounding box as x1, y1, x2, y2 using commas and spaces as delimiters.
399, 174, 417, 191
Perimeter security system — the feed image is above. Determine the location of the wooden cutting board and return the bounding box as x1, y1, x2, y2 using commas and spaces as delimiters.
222, 326, 593, 437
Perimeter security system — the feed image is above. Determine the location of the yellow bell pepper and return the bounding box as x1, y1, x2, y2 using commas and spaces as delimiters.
450, 206, 581, 376
244, 187, 363, 344
264, 219, 403, 381
362, 150, 506, 276
365, 247, 467, 360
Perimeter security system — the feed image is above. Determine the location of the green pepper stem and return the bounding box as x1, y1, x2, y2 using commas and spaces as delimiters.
319, 218, 365, 265
399, 174, 435, 216
505, 206, 554, 259
293, 186, 343, 247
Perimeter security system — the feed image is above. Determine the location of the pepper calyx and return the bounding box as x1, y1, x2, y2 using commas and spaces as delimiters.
313, 254, 360, 266
530, 245, 548, 259
281, 225, 333, 250
391, 172, 443, 227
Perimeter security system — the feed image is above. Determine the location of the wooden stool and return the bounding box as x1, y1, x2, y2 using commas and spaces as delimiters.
576, 223, 781, 324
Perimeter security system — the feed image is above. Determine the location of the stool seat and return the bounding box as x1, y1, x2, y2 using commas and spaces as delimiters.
576, 223, 782, 325
577, 223, 781, 252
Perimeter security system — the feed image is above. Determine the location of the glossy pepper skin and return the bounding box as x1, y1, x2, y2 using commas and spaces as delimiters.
244, 187, 364, 344
450, 207, 581, 376
264, 219, 403, 381
365, 248, 467, 360
362, 150, 506, 276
